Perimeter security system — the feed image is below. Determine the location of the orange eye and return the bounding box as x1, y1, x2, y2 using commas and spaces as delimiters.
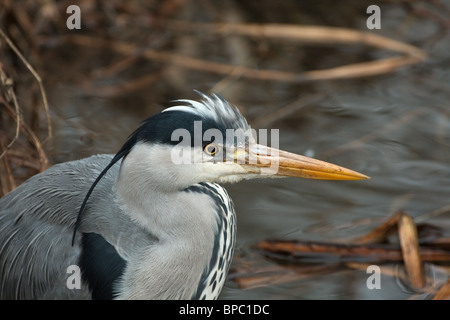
204, 144, 218, 156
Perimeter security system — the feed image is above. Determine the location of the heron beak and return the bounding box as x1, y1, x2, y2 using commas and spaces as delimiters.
237, 144, 369, 180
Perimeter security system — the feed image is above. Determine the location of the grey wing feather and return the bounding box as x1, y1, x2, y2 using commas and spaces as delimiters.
0, 154, 154, 299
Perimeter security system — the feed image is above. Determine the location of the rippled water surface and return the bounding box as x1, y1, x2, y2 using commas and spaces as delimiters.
17, 1, 450, 299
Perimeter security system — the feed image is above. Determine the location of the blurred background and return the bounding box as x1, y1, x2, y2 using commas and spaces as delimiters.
1, 0, 449, 299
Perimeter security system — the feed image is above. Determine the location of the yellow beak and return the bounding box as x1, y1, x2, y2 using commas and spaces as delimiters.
240, 144, 369, 180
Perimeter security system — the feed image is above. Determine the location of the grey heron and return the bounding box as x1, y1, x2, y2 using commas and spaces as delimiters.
0, 92, 368, 299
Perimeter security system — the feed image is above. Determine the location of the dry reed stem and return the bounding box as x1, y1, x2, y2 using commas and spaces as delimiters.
61, 19, 426, 84
0, 27, 50, 195
354, 210, 403, 244
0, 136, 16, 194
1, 92, 49, 173
0, 69, 21, 160
432, 279, 450, 300
167, 21, 426, 77
0, 28, 52, 141
167, 22, 425, 60
398, 211, 426, 289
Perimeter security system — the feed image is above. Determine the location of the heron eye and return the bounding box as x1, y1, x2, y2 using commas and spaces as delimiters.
204, 143, 218, 156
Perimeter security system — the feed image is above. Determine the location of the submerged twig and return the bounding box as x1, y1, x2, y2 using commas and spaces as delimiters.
254, 239, 450, 263
415, 204, 450, 223
318, 108, 427, 158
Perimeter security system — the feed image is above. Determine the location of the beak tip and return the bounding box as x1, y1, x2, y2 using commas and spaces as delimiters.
351, 171, 370, 180
342, 170, 370, 181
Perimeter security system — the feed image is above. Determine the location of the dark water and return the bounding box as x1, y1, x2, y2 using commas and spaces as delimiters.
36, 1, 449, 299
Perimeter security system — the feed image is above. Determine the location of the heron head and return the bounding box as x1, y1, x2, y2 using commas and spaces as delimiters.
118, 92, 369, 191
